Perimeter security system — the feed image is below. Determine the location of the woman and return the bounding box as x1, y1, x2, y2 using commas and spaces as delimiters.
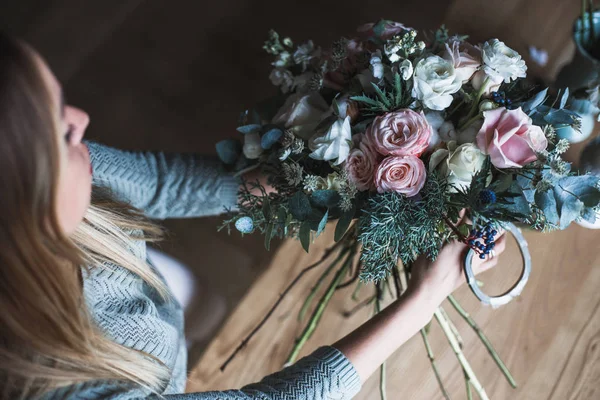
0, 32, 506, 399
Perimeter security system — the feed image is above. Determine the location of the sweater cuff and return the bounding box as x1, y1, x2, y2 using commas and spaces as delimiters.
313, 346, 362, 396
219, 173, 241, 212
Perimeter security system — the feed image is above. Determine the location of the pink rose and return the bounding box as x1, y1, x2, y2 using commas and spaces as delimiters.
441, 39, 482, 83
368, 109, 432, 157
476, 107, 548, 168
374, 155, 426, 197
346, 134, 382, 191
357, 21, 409, 40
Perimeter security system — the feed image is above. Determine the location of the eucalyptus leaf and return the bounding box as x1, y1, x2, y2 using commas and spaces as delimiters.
215, 139, 241, 165
316, 209, 329, 238
559, 87, 569, 109
310, 190, 341, 208
553, 175, 600, 227
236, 124, 262, 135
544, 109, 579, 126
522, 88, 548, 114
261, 128, 283, 149
534, 190, 559, 225
299, 221, 311, 252
335, 205, 355, 242
289, 192, 312, 220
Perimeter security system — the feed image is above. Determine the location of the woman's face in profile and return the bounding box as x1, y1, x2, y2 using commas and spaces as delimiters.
35, 52, 93, 235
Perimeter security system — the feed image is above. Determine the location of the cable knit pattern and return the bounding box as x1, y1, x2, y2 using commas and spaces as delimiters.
42, 142, 361, 399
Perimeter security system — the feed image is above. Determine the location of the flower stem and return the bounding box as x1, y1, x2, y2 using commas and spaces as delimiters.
434, 308, 490, 400
298, 246, 350, 322
447, 295, 518, 388
439, 306, 464, 349
464, 369, 473, 400
286, 245, 356, 364
420, 328, 451, 400
460, 76, 490, 130
379, 362, 388, 400
351, 281, 363, 301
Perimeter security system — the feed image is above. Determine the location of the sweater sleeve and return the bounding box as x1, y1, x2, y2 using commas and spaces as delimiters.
86, 141, 239, 220
50, 347, 361, 400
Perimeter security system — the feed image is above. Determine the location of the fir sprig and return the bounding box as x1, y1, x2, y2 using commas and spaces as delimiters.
358, 174, 448, 282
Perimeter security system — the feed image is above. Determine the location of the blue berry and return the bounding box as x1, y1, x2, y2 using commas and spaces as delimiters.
468, 239, 475, 246
470, 229, 477, 236
235, 216, 254, 234
491, 229, 498, 236
490, 242, 496, 248
479, 253, 486, 259
476, 232, 483, 238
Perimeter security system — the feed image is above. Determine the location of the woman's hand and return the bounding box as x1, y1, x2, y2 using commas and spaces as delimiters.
407, 230, 507, 311
241, 167, 276, 197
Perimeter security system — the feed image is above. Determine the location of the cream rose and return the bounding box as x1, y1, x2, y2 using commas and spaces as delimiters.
374, 155, 427, 196
412, 55, 462, 111
429, 141, 487, 192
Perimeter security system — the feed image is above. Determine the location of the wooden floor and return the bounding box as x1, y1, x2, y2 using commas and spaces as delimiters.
2, 0, 599, 398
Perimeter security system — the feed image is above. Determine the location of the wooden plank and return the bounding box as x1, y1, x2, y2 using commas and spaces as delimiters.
187, 224, 600, 399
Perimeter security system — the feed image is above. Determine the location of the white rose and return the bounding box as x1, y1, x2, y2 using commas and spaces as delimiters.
243, 132, 263, 159
429, 141, 486, 192
269, 67, 294, 93
412, 55, 462, 111
481, 39, 527, 84
272, 92, 330, 140
309, 116, 352, 165
399, 59, 413, 80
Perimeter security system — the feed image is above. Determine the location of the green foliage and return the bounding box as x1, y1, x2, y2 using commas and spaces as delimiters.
350, 74, 413, 115
358, 174, 448, 282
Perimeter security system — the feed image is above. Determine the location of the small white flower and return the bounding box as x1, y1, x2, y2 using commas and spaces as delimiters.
293, 41, 319, 71
243, 132, 263, 159
481, 39, 527, 83
412, 55, 462, 111
273, 51, 292, 68
269, 67, 294, 93
369, 51, 385, 79
429, 141, 487, 192
309, 116, 353, 165
399, 59, 413, 80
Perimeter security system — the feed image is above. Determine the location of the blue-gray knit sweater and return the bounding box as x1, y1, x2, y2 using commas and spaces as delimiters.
43, 141, 361, 399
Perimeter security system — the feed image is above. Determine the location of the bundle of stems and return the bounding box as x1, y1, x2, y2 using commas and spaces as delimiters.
222, 228, 517, 399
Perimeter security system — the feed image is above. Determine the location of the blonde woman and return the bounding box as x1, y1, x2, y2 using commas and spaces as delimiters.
0, 33, 507, 399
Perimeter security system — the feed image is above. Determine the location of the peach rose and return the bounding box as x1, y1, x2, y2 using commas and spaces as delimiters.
374, 155, 427, 197
346, 134, 382, 191
368, 109, 432, 157
441, 39, 482, 83
476, 107, 548, 168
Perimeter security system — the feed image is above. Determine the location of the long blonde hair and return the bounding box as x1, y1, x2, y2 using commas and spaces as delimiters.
0, 33, 173, 399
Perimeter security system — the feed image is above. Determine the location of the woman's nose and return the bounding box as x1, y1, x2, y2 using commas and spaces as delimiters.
65, 105, 90, 144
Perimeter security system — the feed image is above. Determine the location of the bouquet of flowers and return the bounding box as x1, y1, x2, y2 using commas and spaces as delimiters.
217, 21, 600, 399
